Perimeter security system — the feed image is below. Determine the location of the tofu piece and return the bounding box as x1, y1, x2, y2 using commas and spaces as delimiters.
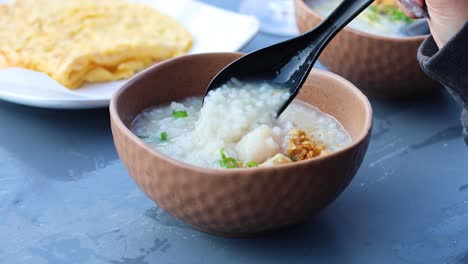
259, 154, 292, 167
235, 125, 281, 164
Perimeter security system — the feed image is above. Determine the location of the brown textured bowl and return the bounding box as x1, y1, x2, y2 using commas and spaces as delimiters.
295, 0, 440, 99
110, 52, 373, 237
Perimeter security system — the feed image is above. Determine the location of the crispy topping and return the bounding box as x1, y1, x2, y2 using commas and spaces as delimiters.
287, 129, 328, 161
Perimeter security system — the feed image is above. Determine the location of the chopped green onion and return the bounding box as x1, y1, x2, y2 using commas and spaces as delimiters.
382, 5, 411, 23
137, 135, 149, 139
219, 148, 238, 169
220, 148, 227, 159
369, 5, 378, 13
160, 132, 168, 141
172, 110, 188, 119
366, 4, 411, 24
246, 161, 258, 167
366, 12, 379, 22
390, 9, 411, 23
220, 157, 238, 169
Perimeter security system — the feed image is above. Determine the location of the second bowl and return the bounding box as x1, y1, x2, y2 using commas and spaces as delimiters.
295, 0, 440, 100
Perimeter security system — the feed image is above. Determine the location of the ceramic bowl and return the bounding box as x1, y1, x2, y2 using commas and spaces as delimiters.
295, 0, 440, 100
110, 52, 373, 237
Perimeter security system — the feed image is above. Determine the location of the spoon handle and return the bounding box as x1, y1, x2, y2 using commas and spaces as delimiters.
275, 0, 374, 104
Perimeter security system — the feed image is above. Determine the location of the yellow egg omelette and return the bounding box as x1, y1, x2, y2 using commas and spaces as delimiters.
0, 0, 193, 89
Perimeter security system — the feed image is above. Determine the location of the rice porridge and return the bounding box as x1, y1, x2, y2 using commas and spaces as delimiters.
307, 0, 416, 37
131, 79, 352, 169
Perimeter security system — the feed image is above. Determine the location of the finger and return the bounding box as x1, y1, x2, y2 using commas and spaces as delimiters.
398, 0, 429, 19
413, 0, 425, 8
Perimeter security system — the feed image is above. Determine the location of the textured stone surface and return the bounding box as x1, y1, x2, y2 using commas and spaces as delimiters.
1, 1, 468, 263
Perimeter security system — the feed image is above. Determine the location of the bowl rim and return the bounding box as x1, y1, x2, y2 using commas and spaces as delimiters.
110, 52, 373, 175
295, 0, 428, 42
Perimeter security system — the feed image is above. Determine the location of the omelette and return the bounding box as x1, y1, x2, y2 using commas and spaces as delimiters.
0, 0, 193, 89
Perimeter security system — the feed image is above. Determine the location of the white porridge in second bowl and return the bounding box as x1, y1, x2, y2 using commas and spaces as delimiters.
131, 79, 352, 169
307, 0, 416, 38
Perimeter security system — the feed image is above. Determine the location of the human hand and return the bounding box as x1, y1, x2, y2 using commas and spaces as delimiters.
397, 0, 468, 48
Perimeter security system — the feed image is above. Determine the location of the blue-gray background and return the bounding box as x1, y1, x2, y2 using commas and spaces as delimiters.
1, 1, 467, 263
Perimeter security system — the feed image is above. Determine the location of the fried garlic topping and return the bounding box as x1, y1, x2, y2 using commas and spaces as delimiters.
287, 129, 328, 161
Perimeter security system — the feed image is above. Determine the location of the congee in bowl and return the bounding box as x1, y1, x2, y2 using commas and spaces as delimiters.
110, 53, 372, 236
131, 78, 352, 169
310, 0, 415, 37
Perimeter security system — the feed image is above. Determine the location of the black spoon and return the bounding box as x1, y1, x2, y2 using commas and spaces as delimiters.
204, 0, 374, 115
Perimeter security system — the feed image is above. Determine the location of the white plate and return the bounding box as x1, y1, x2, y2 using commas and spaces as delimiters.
0, 0, 259, 109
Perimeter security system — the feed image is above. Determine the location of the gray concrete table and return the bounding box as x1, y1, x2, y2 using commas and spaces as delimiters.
1, 1, 468, 263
